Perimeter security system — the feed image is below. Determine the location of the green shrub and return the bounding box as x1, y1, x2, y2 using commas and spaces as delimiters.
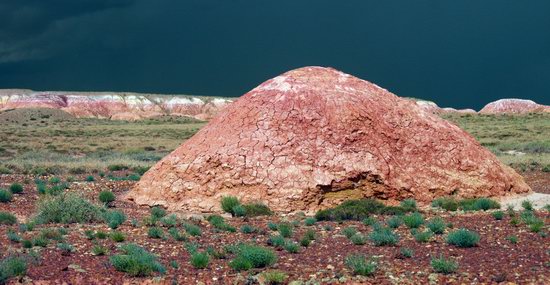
234, 244, 277, 268
57, 242, 75, 255
190, 252, 210, 269
386, 216, 402, 229
403, 212, 424, 229
0, 189, 13, 203
315, 199, 387, 221
400, 199, 417, 211
260, 270, 288, 285
160, 214, 178, 228
300, 236, 312, 247
92, 245, 108, 256
0, 256, 27, 283
362, 216, 378, 226
344, 254, 377, 276
9, 183, 23, 194
426, 217, 446, 234
284, 242, 300, 253
267, 221, 278, 231
369, 227, 399, 246
104, 210, 126, 229
7, 230, 21, 243
527, 218, 544, 233
229, 256, 253, 271
221, 196, 241, 215
432, 197, 458, 211
521, 200, 534, 211
267, 235, 286, 249
148, 227, 164, 239
168, 227, 187, 241
232, 205, 247, 217
34, 193, 102, 224
277, 223, 293, 238
240, 224, 256, 234
413, 230, 433, 243
183, 223, 201, 236
207, 215, 236, 232
446, 229, 480, 248
242, 203, 272, 217
99, 191, 116, 205
506, 235, 518, 244
472, 198, 501, 211
111, 231, 126, 242
342, 227, 358, 239
36, 183, 47, 195
399, 247, 413, 258
0, 212, 17, 225
170, 260, 179, 269
431, 255, 458, 274
108, 164, 128, 171
150, 207, 166, 219
110, 243, 166, 276
49, 177, 61, 184
32, 236, 49, 247
85, 175, 95, 182
95, 231, 108, 239
492, 211, 504, 220
22, 240, 33, 249
350, 233, 367, 245
304, 217, 317, 226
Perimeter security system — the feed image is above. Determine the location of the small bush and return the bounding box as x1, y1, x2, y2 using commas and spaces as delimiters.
492, 211, 504, 220
57, 243, 75, 255
0, 189, 13, 203
111, 231, 126, 242
386, 216, 402, 229
260, 270, 288, 285
369, 227, 399, 246
22, 240, 33, 249
304, 217, 317, 226
432, 197, 458, 211
229, 256, 253, 271
284, 242, 300, 253
96, 231, 108, 239
190, 252, 210, 269
350, 233, 367, 245
148, 227, 164, 239
426, 217, 446, 234
85, 229, 97, 240
300, 236, 312, 247
446, 229, 480, 248
160, 214, 178, 228
315, 199, 387, 221
108, 164, 128, 171
472, 198, 501, 211
110, 244, 165, 276
267, 221, 278, 231
344, 254, 377, 276
85, 175, 95, 182
234, 244, 277, 269
506, 235, 518, 244
431, 255, 458, 274
36, 183, 47, 195
92, 245, 108, 256
243, 203, 272, 217
240, 224, 256, 234
34, 193, 102, 224
362, 216, 378, 226
521, 200, 534, 211
0, 256, 27, 283
0, 212, 17, 225
400, 199, 417, 211
207, 215, 236, 232
403, 212, 424, 229
99, 191, 116, 205
104, 210, 126, 229
183, 223, 201, 236
527, 218, 544, 233
9, 183, 23, 194
32, 236, 49, 247
398, 247, 413, 258
413, 230, 433, 243
303, 229, 316, 241
267, 235, 286, 249
168, 227, 187, 241
232, 205, 247, 217
7, 230, 21, 243
150, 207, 166, 219
342, 227, 358, 239
277, 223, 293, 238
221, 196, 241, 215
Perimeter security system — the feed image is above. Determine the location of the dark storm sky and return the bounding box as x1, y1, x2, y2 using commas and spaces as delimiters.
1, 1, 549, 110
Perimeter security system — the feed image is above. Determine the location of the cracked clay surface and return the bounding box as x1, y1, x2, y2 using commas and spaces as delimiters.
127, 66, 530, 213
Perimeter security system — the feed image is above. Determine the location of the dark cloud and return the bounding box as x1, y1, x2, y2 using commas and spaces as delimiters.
0, 0, 549, 109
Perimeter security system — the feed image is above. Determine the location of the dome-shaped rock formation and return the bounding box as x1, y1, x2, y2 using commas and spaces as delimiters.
480, 99, 549, 114
128, 67, 530, 213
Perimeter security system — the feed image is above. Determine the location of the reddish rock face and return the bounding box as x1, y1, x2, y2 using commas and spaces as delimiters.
128, 66, 530, 213
480, 99, 549, 114
0, 90, 231, 121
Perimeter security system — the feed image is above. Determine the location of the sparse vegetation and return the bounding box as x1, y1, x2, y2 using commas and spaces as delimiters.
190, 252, 210, 269
99, 191, 116, 205
110, 244, 166, 276
369, 227, 399, 246
446, 229, 480, 248
345, 254, 377, 276
403, 212, 424, 229
0, 256, 27, 284
426, 217, 446, 234
431, 255, 458, 274
0, 212, 17, 225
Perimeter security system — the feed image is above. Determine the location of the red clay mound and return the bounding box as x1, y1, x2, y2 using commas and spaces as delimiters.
480, 99, 549, 114
128, 67, 530, 213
